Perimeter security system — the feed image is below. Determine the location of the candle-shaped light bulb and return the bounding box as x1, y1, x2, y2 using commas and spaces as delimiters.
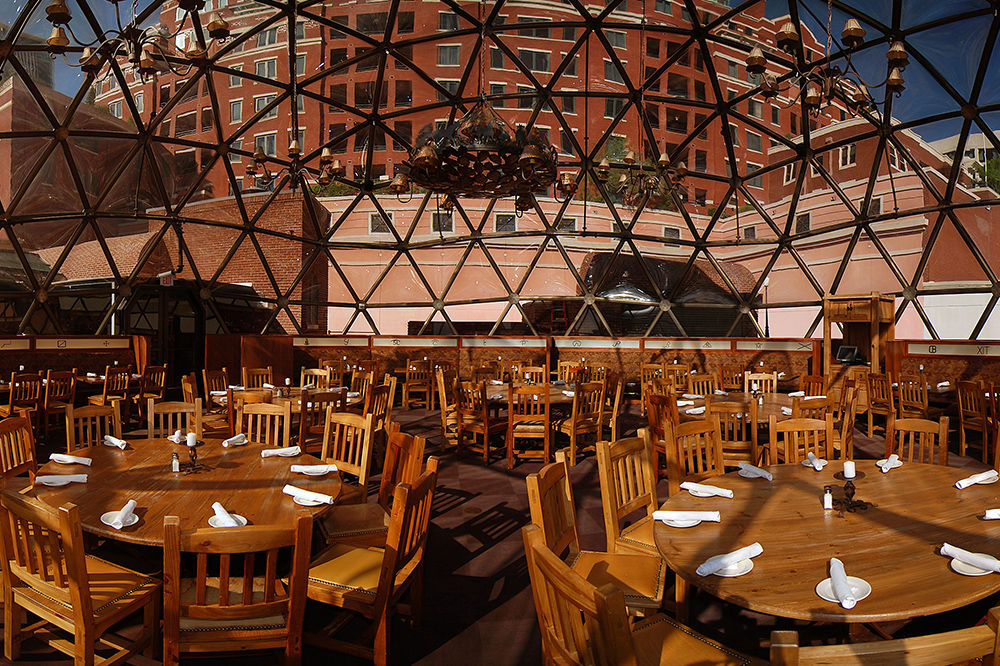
843, 460, 856, 478
285, 377, 291, 386
186, 432, 197, 447
18, 365, 24, 371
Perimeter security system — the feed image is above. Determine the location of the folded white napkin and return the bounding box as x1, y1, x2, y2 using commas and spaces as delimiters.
211, 502, 240, 527
937, 381, 951, 388
956, 469, 999, 489
682, 393, 703, 399
941, 542, 1000, 573
680, 481, 733, 498
261, 445, 301, 458
685, 406, 705, 415
36, 474, 87, 484
737, 462, 772, 481
282, 484, 335, 504
802, 394, 827, 401
877, 454, 902, 474
696, 542, 763, 576
166, 429, 183, 444
984, 509, 1000, 520
290, 464, 338, 474
713, 390, 728, 396
86, 372, 97, 377
347, 391, 360, 398
788, 390, 805, 397
49, 453, 91, 466
209, 390, 226, 396
262, 383, 275, 389
488, 393, 504, 400
489, 379, 503, 385
222, 433, 247, 447
301, 383, 314, 390
805, 452, 828, 471
676, 400, 694, 407
110, 499, 137, 530
781, 406, 792, 416
103, 435, 127, 449
228, 384, 245, 390
652, 510, 720, 523
562, 390, 575, 397
778, 372, 787, 378
829, 558, 857, 609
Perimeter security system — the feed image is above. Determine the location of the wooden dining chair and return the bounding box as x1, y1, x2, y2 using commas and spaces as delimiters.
719, 364, 745, 392
522, 524, 753, 666
472, 366, 496, 383
506, 384, 552, 469
133, 364, 167, 422
242, 366, 273, 389
455, 381, 506, 465
526, 457, 665, 613
148, 398, 203, 440
41, 368, 76, 440
595, 430, 657, 556
435, 368, 458, 449
202, 367, 229, 413
744, 371, 778, 393
768, 415, 835, 465
799, 373, 826, 396
299, 367, 331, 389
0, 489, 161, 665
555, 380, 605, 466
831, 389, 858, 460
663, 416, 726, 496
600, 375, 624, 443
162, 512, 312, 666
297, 388, 347, 455
239, 401, 292, 448
640, 362, 664, 416
959, 380, 991, 462
0, 371, 43, 432
322, 359, 345, 387
832, 378, 857, 425
645, 391, 678, 477
708, 399, 760, 468
886, 416, 950, 466
351, 370, 374, 402
65, 403, 122, 452
688, 372, 720, 396
364, 383, 393, 443
791, 395, 833, 419
321, 409, 376, 504
866, 372, 895, 437
663, 363, 689, 388
319, 424, 426, 548
305, 458, 439, 666
402, 359, 431, 409
770, 608, 1000, 665
88, 365, 132, 423
0, 416, 36, 486
521, 365, 547, 384
896, 373, 930, 419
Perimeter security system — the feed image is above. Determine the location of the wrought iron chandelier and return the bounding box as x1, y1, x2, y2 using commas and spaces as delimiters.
745, 0, 907, 116
43, 0, 230, 82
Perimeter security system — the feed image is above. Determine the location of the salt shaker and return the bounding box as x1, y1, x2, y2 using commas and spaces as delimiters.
823, 485, 833, 510
171, 452, 180, 473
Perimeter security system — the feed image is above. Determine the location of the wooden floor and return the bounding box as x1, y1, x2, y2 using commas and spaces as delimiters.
19, 407, 999, 665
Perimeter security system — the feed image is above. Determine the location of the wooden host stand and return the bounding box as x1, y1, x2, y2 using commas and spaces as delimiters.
823, 292, 895, 413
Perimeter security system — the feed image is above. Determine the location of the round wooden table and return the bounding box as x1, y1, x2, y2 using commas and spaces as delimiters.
654, 460, 1000, 622
680, 391, 793, 421
485, 382, 576, 405
31, 438, 342, 546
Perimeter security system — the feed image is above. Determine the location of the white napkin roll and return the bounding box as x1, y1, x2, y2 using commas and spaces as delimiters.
956, 469, 999, 489
36, 474, 87, 484
652, 510, 720, 523
713, 390, 728, 396
261, 445, 302, 458
111, 500, 137, 530
877, 454, 902, 474
781, 406, 793, 416
262, 383, 275, 389
222, 433, 247, 447
301, 383, 314, 390
228, 385, 245, 390
489, 379, 503, 385
676, 400, 694, 407
802, 394, 827, 401
680, 481, 733, 498
984, 509, 1000, 520
562, 390, 575, 396
209, 390, 226, 396
805, 452, 828, 471
282, 484, 335, 505
685, 406, 706, 415
49, 453, 92, 466
788, 390, 805, 397
778, 372, 786, 378
696, 542, 763, 576
86, 372, 97, 377
937, 381, 951, 388
211, 502, 240, 527
290, 464, 338, 474
737, 462, 772, 481
682, 393, 703, 399
347, 391, 360, 398
167, 429, 183, 444
941, 542, 1000, 573
829, 557, 857, 609
103, 435, 127, 449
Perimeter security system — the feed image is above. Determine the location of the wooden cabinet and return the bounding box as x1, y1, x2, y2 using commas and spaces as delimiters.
823, 293, 894, 378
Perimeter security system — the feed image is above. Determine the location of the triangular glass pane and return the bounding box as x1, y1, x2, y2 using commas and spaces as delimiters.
94, 218, 165, 280
976, 299, 1000, 340
444, 245, 510, 302
12, 144, 83, 216
520, 253, 580, 297
369, 306, 431, 336
894, 299, 929, 339
905, 14, 991, 102
442, 302, 507, 333
920, 218, 992, 338
35, 225, 116, 286
0, 227, 48, 294
371, 254, 435, 305
902, 0, 991, 30
833, 231, 905, 296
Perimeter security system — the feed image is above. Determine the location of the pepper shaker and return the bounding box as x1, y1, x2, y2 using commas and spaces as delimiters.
171, 452, 180, 473
823, 485, 833, 510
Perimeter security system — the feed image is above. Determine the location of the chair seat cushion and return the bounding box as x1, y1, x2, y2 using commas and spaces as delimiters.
569, 550, 664, 609
178, 577, 286, 632
319, 502, 389, 541
511, 420, 549, 433
618, 516, 658, 554
631, 613, 757, 665
307, 542, 384, 605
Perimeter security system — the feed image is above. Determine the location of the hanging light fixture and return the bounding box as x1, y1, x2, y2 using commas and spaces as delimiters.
42, 0, 230, 83
746, 0, 907, 117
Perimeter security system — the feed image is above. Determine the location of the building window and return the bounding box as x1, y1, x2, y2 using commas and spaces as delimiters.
439, 12, 459, 30
175, 111, 196, 137
357, 12, 388, 35
490, 83, 505, 107
491, 47, 504, 69
655, 0, 672, 13
228, 65, 242, 87
517, 16, 550, 38
665, 109, 687, 133
563, 26, 577, 41
727, 61, 738, 78
518, 85, 536, 109
557, 216, 576, 231
560, 129, 574, 155
230, 100, 242, 123
256, 28, 277, 48
694, 150, 707, 172
392, 121, 411, 151
370, 211, 392, 234
810, 153, 826, 177
432, 211, 453, 233
839, 143, 857, 168
604, 60, 624, 84
783, 163, 797, 184
295, 21, 305, 40
519, 49, 550, 73
607, 30, 626, 48
795, 213, 810, 233
663, 227, 680, 239
565, 54, 578, 76
436, 79, 459, 103
329, 16, 347, 38
328, 123, 347, 153
394, 44, 412, 70
746, 131, 762, 153
748, 98, 763, 119
743, 226, 756, 240
357, 81, 388, 108
255, 58, 277, 79
295, 54, 306, 77
254, 94, 277, 118
495, 213, 516, 232
397, 11, 414, 33
356, 47, 378, 72
645, 103, 659, 129
229, 138, 243, 163
605, 97, 626, 118
254, 132, 277, 157
790, 113, 798, 135
438, 45, 461, 66
887, 144, 904, 170
666, 41, 688, 65
134, 92, 144, 114
647, 37, 659, 58
864, 197, 882, 217
395, 80, 412, 107
667, 73, 688, 98
771, 105, 780, 125
746, 163, 763, 188
563, 95, 575, 113
694, 188, 707, 205
108, 100, 122, 118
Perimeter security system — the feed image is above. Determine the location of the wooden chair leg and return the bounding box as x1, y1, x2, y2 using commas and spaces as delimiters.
868, 410, 875, 438
674, 577, 691, 624
4, 587, 20, 660
959, 423, 967, 457
373, 611, 390, 666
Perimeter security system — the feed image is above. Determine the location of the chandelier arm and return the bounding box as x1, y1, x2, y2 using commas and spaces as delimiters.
62, 23, 109, 49
145, 41, 197, 78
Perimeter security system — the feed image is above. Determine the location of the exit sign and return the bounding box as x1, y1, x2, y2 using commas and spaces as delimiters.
159, 274, 174, 287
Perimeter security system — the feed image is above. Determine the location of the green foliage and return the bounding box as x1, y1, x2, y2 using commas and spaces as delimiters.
970, 159, 1000, 192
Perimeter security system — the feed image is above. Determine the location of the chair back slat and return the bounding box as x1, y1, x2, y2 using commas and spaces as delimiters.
378, 425, 426, 511
521, 366, 546, 384
203, 368, 229, 394
769, 415, 835, 464
242, 366, 273, 390
895, 373, 929, 417
140, 365, 167, 399
65, 404, 121, 452
8, 372, 43, 410
720, 364, 745, 391
867, 373, 895, 410
688, 373, 719, 396
744, 371, 778, 393
887, 416, 949, 466
365, 383, 392, 433
792, 396, 833, 420
44, 369, 76, 406
149, 399, 202, 439
300, 367, 331, 389
0, 417, 36, 484
102, 366, 132, 398
959, 380, 988, 418
596, 431, 656, 552
298, 388, 347, 454
800, 374, 826, 396
709, 399, 759, 467
664, 416, 726, 495
321, 409, 374, 485
526, 458, 580, 559
239, 401, 291, 447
